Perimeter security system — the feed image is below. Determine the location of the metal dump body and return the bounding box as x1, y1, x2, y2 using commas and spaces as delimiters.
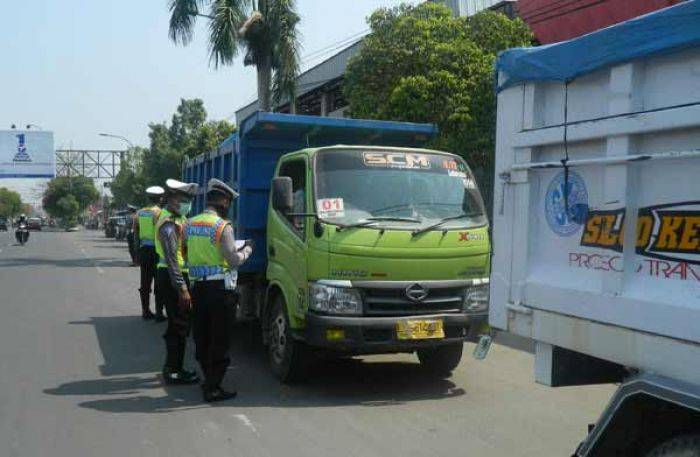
491, 0, 700, 385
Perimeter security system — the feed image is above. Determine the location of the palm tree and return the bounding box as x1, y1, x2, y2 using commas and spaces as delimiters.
169, 0, 300, 112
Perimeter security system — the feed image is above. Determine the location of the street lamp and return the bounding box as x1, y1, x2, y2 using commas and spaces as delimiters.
26, 124, 43, 130
98, 133, 134, 149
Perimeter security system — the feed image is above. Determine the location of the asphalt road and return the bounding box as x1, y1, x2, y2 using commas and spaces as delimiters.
0, 229, 615, 457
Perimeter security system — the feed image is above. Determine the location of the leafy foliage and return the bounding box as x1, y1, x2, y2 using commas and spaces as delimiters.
0, 187, 22, 218
42, 177, 99, 224
344, 3, 532, 185
168, 0, 300, 110
109, 99, 235, 208
57, 195, 80, 228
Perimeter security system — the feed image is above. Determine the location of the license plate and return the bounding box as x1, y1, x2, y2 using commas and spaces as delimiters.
396, 319, 444, 340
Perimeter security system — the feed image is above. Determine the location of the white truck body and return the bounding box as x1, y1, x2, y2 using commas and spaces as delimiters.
491, 2, 700, 454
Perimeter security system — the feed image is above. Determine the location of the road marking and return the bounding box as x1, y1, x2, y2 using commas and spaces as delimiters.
79, 247, 104, 275
233, 414, 260, 437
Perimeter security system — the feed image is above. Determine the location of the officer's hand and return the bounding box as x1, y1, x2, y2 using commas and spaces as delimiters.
178, 287, 192, 312
245, 239, 255, 250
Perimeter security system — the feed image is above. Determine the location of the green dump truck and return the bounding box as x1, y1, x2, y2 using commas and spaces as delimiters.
184, 113, 490, 382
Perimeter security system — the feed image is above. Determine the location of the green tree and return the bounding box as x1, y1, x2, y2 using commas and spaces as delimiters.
110, 147, 148, 208
0, 187, 22, 218
170, 98, 207, 154
57, 195, 80, 228
344, 3, 532, 205
168, 0, 300, 111
110, 99, 235, 207
42, 177, 99, 222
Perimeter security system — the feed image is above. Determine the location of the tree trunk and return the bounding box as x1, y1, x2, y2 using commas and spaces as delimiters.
255, 0, 272, 112
257, 56, 273, 112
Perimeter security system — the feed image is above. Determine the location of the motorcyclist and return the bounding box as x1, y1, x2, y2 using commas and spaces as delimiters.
15, 214, 29, 245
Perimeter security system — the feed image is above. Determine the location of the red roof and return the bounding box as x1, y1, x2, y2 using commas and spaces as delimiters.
518, 0, 684, 44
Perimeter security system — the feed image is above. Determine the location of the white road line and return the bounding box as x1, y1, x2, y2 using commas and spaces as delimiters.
79, 247, 104, 274
233, 414, 260, 437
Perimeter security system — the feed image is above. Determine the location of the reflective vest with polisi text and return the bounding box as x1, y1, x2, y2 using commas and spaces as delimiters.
185, 211, 230, 280
137, 205, 161, 247
155, 209, 186, 271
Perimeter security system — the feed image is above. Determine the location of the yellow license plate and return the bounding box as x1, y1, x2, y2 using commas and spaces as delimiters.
396, 319, 445, 340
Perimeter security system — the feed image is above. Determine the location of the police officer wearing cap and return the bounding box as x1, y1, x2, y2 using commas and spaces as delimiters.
184, 179, 252, 402
155, 179, 200, 385
134, 186, 165, 320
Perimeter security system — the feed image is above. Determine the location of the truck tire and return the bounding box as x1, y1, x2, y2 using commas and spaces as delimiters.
647, 435, 700, 457
417, 343, 463, 376
267, 295, 311, 383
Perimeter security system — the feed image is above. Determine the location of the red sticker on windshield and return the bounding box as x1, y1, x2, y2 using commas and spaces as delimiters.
317, 198, 345, 218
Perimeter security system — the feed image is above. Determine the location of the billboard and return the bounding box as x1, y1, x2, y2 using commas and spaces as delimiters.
0, 130, 55, 178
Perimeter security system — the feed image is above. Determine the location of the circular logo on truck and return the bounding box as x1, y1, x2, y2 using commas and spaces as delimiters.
405, 284, 429, 302
545, 170, 588, 237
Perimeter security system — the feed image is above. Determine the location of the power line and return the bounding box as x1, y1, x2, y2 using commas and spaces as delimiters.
300, 29, 368, 64
227, 28, 372, 120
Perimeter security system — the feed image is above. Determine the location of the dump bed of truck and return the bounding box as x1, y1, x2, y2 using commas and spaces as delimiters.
183, 112, 436, 274
491, 1, 700, 384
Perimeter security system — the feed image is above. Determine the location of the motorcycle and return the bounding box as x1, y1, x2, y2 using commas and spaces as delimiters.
15, 222, 29, 246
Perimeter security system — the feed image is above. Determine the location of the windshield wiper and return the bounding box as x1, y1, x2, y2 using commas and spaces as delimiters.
336, 216, 422, 232
411, 212, 480, 237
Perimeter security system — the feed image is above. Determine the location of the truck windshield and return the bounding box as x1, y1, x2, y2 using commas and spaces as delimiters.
315, 149, 487, 230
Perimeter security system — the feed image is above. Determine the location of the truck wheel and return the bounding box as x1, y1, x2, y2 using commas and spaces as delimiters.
417, 343, 463, 376
647, 435, 700, 457
267, 295, 311, 383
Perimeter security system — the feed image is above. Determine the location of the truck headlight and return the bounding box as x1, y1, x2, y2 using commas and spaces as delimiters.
464, 280, 489, 314
309, 282, 362, 315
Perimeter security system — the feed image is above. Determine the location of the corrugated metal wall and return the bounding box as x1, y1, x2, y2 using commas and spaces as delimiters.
455, 0, 508, 16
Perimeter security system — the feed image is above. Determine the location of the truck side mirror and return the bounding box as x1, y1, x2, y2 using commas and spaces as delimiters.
272, 176, 294, 213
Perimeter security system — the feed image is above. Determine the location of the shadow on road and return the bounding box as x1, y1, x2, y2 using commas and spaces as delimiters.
45, 318, 465, 414
0, 257, 132, 268
69, 316, 166, 376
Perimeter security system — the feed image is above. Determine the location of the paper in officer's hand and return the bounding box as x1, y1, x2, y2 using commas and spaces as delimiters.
235, 239, 253, 251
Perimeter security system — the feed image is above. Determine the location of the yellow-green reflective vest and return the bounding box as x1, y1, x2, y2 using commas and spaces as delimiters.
137, 205, 161, 247
185, 211, 230, 280
155, 209, 186, 271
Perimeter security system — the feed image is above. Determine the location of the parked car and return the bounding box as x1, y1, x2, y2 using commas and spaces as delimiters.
27, 218, 42, 231
0, 217, 7, 231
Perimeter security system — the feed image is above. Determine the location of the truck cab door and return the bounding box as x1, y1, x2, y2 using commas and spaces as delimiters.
268, 156, 309, 327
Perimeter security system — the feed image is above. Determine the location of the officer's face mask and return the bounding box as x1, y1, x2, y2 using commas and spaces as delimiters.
179, 202, 192, 216
178, 200, 192, 216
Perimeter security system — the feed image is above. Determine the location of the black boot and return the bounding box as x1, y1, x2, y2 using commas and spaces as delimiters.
140, 290, 154, 320
203, 386, 237, 402
154, 301, 166, 322
162, 367, 200, 385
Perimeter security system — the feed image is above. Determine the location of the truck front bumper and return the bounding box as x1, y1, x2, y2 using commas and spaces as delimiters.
304, 312, 488, 354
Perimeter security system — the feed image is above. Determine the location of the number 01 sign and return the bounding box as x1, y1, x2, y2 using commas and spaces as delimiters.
317, 198, 345, 219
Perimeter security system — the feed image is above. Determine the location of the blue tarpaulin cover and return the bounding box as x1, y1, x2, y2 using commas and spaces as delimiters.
496, 0, 700, 92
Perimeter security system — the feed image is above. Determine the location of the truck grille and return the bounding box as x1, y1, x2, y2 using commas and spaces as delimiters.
360, 285, 465, 316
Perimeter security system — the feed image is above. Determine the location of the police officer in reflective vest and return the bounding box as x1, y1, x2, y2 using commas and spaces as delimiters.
184, 179, 252, 402
155, 179, 200, 385
133, 186, 165, 321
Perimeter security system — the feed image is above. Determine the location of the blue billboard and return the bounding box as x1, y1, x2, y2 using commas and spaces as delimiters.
0, 130, 55, 178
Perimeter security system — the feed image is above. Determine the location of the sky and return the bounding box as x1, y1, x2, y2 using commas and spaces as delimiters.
1, 0, 420, 151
